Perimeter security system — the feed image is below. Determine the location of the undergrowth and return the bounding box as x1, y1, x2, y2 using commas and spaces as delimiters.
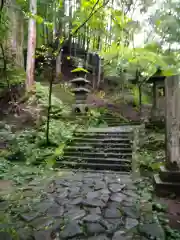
0, 83, 109, 171
0, 82, 77, 166
137, 130, 165, 174
136, 178, 180, 240
136, 129, 180, 240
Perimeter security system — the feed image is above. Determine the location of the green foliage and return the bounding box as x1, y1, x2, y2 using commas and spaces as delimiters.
165, 226, 180, 240
136, 177, 180, 240
86, 108, 108, 127
0, 82, 77, 165
0, 68, 25, 89
131, 85, 150, 106
5, 119, 76, 165
138, 150, 164, 174
152, 0, 180, 45
102, 43, 172, 82
32, 82, 71, 115
0, 10, 9, 42
137, 131, 165, 174
0, 157, 46, 184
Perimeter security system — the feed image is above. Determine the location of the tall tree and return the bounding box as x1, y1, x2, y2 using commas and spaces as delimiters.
26, 0, 37, 92
150, 0, 180, 49
3, 0, 24, 68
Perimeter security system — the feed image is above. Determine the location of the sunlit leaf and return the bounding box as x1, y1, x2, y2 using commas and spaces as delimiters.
34, 15, 44, 24
161, 70, 176, 77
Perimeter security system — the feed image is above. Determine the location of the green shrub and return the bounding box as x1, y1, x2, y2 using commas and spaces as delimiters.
86, 108, 108, 127
0, 82, 77, 165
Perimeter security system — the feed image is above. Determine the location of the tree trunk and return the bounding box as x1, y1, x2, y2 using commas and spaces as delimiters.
165, 75, 180, 170
55, 0, 65, 80
53, 1, 56, 40
138, 84, 142, 118
108, 0, 114, 45
69, 0, 72, 56
55, 49, 63, 81
26, 0, 37, 92
46, 66, 53, 145
4, 0, 24, 68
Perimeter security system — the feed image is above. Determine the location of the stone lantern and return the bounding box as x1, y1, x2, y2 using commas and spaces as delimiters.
70, 62, 91, 113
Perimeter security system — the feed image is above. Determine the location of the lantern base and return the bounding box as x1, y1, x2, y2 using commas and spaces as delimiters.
72, 104, 89, 114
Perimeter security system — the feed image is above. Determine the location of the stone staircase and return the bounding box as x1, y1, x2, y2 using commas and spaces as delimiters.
101, 111, 140, 127
101, 112, 128, 127
58, 127, 134, 172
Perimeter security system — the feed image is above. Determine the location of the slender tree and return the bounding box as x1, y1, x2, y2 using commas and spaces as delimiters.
26, 0, 37, 92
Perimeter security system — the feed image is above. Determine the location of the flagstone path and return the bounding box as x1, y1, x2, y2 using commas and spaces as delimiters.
0, 170, 165, 240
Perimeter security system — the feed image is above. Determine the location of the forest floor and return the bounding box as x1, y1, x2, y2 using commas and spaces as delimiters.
0, 82, 180, 239
0, 127, 180, 239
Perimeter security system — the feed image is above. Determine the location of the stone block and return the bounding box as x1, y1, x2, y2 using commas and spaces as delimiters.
154, 174, 180, 197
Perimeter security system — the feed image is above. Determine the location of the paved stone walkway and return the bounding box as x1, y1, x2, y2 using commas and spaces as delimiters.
0, 171, 165, 240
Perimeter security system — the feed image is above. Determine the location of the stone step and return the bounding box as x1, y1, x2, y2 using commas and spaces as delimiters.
72, 137, 131, 143
103, 118, 122, 122
61, 156, 131, 165
106, 123, 124, 127
57, 161, 131, 171
154, 174, 180, 196
71, 142, 131, 148
74, 132, 133, 139
102, 116, 140, 124
103, 116, 123, 122
63, 151, 132, 159
76, 129, 133, 134
65, 146, 132, 153
103, 121, 122, 124
59, 127, 134, 172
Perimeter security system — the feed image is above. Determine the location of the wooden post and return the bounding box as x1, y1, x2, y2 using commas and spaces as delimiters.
165, 75, 180, 170
97, 57, 101, 89
152, 81, 156, 118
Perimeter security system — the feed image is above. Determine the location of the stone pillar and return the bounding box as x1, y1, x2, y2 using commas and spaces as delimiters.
154, 75, 180, 196
165, 75, 180, 170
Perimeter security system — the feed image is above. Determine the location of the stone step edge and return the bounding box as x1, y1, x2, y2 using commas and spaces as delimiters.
55, 161, 131, 171
73, 135, 132, 140
75, 130, 133, 134
61, 156, 132, 163
72, 137, 131, 141
66, 146, 132, 151
74, 134, 133, 138
63, 152, 132, 156
53, 168, 130, 174
71, 143, 131, 147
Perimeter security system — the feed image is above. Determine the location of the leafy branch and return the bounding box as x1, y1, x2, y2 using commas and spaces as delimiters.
72, 0, 110, 36
46, 0, 110, 144
55, 0, 110, 55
